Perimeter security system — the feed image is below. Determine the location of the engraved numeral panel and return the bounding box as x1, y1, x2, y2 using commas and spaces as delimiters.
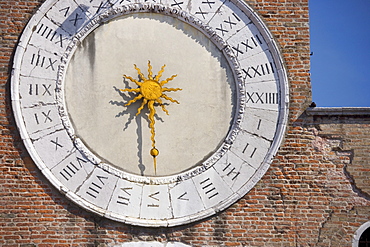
245, 81, 279, 110
231, 131, 272, 169
19, 76, 56, 107
189, 0, 224, 23
29, 17, 72, 55
107, 179, 143, 218
192, 168, 233, 209
213, 151, 256, 193
140, 184, 172, 220
170, 179, 205, 218
208, 1, 249, 40
227, 23, 269, 60
20, 104, 62, 137
20, 46, 61, 80
46, 0, 91, 36
77, 168, 118, 209
161, 0, 190, 10
241, 107, 279, 141
239, 51, 279, 84
76, 0, 118, 18
52, 151, 95, 192
32, 129, 75, 169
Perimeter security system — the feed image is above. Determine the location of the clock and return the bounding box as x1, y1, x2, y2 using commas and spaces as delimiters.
11, 0, 288, 227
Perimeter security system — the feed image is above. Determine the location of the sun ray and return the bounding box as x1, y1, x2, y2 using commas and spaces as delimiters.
125, 94, 143, 107
156, 98, 169, 115
160, 74, 177, 86
162, 94, 180, 104
136, 98, 148, 116
120, 88, 140, 93
162, 87, 182, 92
155, 64, 166, 81
148, 61, 153, 80
134, 64, 147, 81
123, 75, 142, 86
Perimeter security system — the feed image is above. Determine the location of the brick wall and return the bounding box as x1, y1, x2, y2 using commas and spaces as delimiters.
1, 0, 369, 246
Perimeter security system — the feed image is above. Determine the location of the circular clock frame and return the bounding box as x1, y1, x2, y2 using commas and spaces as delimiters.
11, 0, 289, 227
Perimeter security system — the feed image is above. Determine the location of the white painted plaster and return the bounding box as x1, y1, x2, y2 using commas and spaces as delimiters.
64, 13, 235, 176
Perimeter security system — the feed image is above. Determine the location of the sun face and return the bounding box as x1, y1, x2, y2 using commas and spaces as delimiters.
120, 61, 181, 174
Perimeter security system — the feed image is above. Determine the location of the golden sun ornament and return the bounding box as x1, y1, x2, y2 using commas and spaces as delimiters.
120, 61, 181, 174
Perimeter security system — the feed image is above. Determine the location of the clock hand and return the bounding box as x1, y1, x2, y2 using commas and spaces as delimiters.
121, 61, 181, 175
148, 100, 158, 174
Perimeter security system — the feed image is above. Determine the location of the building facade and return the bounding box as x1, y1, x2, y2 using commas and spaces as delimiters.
1, 0, 369, 246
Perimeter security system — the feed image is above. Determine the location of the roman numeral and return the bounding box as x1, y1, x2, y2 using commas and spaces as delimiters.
93, 0, 114, 14
215, 13, 241, 37
242, 143, 257, 158
232, 44, 243, 57
202, 0, 215, 8
86, 175, 108, 198
200, 178, 218, 199
216, 24, 228, 36
222, 163, 241, 181
35, 24, 68, 48
34, 110, 52, 124
171, 0, 184, 9
177, 192, 189, 201
28, 84, 52, 96
31, 53, 57, 71
117, 187, 132, 206
59, 7, 70, 17
147, 191, 160, 207
195, 7, 208, 19
50, 137, 63, 151
242, 34, 263, 51
232, 35, 263, 57
36, 24, 55, 40
246, 92, 278, 104
224, 13, 240, 29
257, 119, 262, 130
242, 62, 275, 79
59, 157, 87, 181
69, 13, 83, 26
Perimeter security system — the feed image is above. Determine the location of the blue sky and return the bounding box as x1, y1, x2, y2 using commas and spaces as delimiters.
309, 1, 370, 107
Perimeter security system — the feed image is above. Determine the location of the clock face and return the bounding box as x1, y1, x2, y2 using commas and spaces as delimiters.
64, 13, 235, 176
11, 0, 289, 227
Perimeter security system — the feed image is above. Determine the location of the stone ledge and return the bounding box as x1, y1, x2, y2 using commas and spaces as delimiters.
306, 107, 370, 116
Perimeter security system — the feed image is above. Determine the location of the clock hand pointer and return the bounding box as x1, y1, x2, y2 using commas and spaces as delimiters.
120, 61, 181, 174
